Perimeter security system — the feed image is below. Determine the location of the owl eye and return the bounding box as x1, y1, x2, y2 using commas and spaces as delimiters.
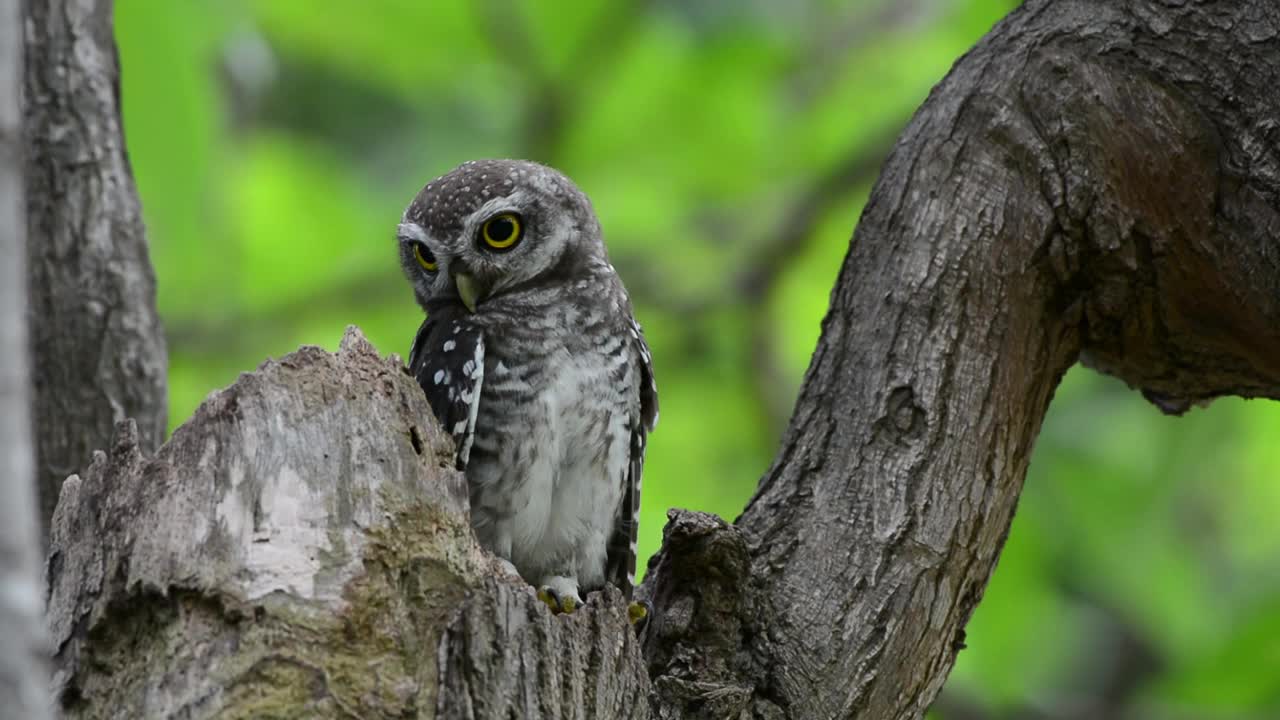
413, 242, 438, 272
480, 213, 523, 251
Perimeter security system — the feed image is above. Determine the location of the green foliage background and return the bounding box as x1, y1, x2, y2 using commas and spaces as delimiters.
115, 1, 1280, 717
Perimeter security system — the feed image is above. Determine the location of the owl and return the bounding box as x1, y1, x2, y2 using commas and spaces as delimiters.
397, 159, 658, 615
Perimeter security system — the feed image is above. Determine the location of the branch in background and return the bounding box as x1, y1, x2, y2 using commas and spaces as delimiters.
0, 0, 53, 713
735, 123, 901, 433
24, 0, 168, 539
478, 0, 651, 162
786, 0, 948, 110
725, 0, 958, 435
165, 270, 408, 357
931, 591, 1164, 720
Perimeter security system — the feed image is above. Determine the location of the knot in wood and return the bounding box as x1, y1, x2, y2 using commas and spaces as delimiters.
886, 386, 924, 437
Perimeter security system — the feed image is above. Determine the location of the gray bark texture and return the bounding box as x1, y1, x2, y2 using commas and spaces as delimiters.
23, 0, 168, 539
1, 0, 53, 716
38, 0, 1280, 719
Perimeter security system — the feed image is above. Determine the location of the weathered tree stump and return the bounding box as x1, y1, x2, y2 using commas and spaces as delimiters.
46, 328, 646, 719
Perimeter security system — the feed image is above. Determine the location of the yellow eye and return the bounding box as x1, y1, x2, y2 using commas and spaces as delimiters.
413, 242, 437, 271
481, 213, 522, 251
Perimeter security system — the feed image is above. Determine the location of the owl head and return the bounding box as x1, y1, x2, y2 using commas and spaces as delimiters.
397, 159, 605, 313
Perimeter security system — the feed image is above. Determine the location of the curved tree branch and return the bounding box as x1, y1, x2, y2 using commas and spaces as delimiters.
644, 1, 1280, 717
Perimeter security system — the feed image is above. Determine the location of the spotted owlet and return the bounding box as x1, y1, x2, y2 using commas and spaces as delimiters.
397, 159, 658, 614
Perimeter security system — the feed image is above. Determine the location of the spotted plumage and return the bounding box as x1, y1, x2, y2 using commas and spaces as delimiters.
399, 159, 657, 611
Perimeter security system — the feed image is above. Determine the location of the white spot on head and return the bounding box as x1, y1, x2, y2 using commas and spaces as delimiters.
398, 222, 428, 243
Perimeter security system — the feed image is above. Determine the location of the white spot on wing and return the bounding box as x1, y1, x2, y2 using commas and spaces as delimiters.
443, 340, 456, 352
457, 335, 485, 467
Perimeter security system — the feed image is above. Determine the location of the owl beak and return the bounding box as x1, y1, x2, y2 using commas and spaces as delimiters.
454, 272, 482, 313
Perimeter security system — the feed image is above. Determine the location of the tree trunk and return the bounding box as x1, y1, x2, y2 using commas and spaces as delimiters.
1, 0, 53, 716
40, 0, 1280, 719
23, 0, 168, 541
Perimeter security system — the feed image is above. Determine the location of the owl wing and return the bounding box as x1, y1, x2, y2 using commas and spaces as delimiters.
605, 318, 659, 598
408, 304, 485, 470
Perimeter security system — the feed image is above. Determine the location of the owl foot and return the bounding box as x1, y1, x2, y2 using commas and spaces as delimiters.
627, 600, 650, 628
536, 576, 582, 614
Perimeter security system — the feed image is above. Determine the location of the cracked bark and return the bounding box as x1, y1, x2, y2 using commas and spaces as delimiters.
39, 0, 1280, 718
24, 0, 168, 540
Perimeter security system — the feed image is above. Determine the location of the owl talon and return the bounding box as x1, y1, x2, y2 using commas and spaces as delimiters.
627, 600, 649, 626
537, 586, 579, 614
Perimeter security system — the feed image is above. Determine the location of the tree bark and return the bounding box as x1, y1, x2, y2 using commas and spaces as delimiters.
1, 0, 53, 716
24, 0, 168, 540
39, 0, 1280, 719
